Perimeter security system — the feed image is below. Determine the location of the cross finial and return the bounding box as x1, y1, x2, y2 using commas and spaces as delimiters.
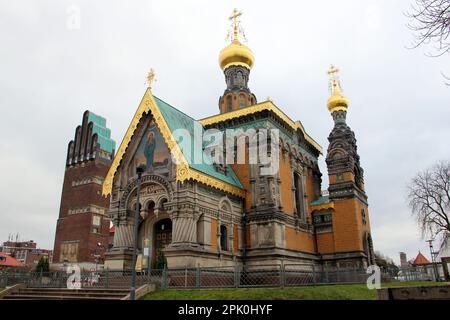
146, 68, 156, 89
227, 8, 244, 42
327, 64, 339, 78
327, 64, 342, 95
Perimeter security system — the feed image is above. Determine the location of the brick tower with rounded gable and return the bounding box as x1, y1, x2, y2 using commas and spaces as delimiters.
53, 111, 116, 267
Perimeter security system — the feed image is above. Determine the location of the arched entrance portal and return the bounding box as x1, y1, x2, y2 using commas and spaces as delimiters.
153, 218, 172, 268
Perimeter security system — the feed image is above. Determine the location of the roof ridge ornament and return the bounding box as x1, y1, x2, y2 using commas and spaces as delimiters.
146, 68, 156, 90
326, 64, 349, 114
226, 8, 247, 44
219, 9, 254, 70
327, 64, 342, 95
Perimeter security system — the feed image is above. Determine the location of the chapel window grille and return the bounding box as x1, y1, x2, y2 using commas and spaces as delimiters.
226, 96, 232, 112
238, 95, 246, 108
220, 225, 228, 251
293, 172, 304, 219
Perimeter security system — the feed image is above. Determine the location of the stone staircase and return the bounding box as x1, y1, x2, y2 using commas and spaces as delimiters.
2, 287, 130, 300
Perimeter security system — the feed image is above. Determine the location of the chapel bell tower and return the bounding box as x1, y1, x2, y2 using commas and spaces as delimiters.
218, 9, 257, 113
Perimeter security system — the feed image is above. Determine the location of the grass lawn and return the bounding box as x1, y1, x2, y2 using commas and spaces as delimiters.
141, 281, 445, 300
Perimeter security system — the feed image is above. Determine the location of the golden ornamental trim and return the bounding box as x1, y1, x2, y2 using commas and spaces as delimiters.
199, 101, 323, 154
102, 89, 245, 198
329, 106, 348, 113
310, 202, 334, 212
102, 89, 153, 197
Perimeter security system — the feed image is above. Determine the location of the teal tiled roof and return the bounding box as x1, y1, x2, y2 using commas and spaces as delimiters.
88, 112, 116, 154
153, 96, 243, 189
310, 196, 330, 206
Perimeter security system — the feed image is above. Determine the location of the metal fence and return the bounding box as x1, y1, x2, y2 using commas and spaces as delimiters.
0, 270, 160, 289
0, 263, 436, 290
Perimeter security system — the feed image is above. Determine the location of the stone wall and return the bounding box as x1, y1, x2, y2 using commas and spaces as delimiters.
378, 285, 450, 300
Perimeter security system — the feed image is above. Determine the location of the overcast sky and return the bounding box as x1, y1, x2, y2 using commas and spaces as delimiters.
0, 0, 448, 264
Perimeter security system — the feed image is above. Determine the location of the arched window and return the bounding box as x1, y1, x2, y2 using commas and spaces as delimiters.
236, 71, 244, 86
361, 209, 366, 225
220, 225, 228, 251
293, 172, 304, 219
226, 96, 232, 112
147, 201, 155, 212
238, 95, 246, 108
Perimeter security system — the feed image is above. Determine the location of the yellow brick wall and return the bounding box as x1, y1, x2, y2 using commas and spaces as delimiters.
305, 168, 317, 207
316, 232, 335, 254
285, 226, 316, 253
279, 151, 294, 215
231, 145, 251, 210
332, 198, 369, 253
329, 171, 355, 184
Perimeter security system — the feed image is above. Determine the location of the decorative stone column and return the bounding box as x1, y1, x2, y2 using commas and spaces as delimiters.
104, 209, 137, 271
169, 209, 200, 246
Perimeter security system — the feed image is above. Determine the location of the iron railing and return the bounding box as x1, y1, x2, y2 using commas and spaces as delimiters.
0, 263, 438, 290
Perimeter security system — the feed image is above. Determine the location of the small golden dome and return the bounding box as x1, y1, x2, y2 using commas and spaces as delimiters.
327, 80, 349, 113
219, 39, 255, 70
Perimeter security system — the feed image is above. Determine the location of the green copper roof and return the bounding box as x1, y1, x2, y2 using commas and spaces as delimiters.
153, 96, 243, 189
88, 112, 116, 154
310, 196, 330, 206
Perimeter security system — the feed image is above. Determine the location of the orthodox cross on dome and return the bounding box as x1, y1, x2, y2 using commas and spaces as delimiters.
327, 64, 342, 95
227, 8, 247, 43
146, 68, 156, 89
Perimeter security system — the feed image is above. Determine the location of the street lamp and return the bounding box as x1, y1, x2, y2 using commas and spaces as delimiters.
426, 239, 439, 281
94, 242, 104, 272
130, 165, 146, 300
63, 259, 68, 271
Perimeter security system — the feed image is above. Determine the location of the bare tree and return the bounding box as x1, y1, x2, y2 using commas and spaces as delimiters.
406, 0, 450, 57
407, 160, 450, 242
442, 71, 450, 85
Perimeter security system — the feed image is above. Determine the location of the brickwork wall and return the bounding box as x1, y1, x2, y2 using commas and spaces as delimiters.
316, 232, 335, 254
279, 152, 294, 215
285, 227, 315, 253
332, 198, 368, 253
53, 159, 111, 263
305, 168, 317, 207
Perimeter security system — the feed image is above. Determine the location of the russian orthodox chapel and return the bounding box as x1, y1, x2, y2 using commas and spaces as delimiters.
102, 10, 375, 270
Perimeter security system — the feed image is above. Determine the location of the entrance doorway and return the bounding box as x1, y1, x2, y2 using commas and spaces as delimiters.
153, 218, 172, 268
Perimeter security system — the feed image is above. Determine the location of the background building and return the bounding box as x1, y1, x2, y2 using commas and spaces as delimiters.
0, 253, 24, 270
53, 111, 115, 270
399, 252, 408, 268
1, 239, 52, 269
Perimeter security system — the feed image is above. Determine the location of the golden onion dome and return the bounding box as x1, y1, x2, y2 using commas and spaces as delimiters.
219, 39, 255, 70
327, 80, 349, 113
